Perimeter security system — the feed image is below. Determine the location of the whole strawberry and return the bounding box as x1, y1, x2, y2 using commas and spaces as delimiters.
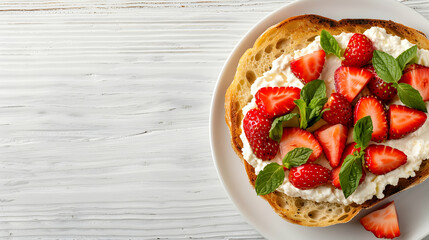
365, 65, 397, 101
243, 109, 279, 160
342, 33, 374, 67
289, 163, 330, 190
322, 93, 353, 126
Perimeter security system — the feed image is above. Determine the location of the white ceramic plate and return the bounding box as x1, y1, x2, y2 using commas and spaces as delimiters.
210, 0, 429, 239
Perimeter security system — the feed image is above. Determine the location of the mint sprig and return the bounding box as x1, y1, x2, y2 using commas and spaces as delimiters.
255, 147, 312, 195
269, 113, 298, 142
320, 30, 342, 59
372, 47, 427, 112
294, 80, 328, 129
339, 116, 373, 198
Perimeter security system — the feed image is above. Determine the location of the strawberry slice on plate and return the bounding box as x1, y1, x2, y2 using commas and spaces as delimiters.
360, 201, 400, 239
322, 93, 353, 126
289, 163, 330, 190
388, 104, 427, 139
255, 86, 300, 118
334, 66, 372, 102
342, 33, 374, 67
364, 144, 407, 175
243, 109, 279, 160
354, 96, 388, 142
364, 65, 397, 101
331, 165, 365, 189
291, 50, 326, 84
314, 124, 348, 168
400, 65, 429, 101
280, 127, 322, 162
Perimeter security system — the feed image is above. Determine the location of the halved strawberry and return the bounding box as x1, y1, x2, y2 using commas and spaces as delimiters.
341, 143, 361, 163
291, 50, 326, 84
289, 163, 330, 190
364, 144, 407, 175
389, 104, 427, 139
255, 86, 301, 118
342, 33, 374, 67
364, 65, 397, 101
403, 63, 426, 74
243, 109, 279, 160
322, 93, 353, 126
360, 201, 400, 239
331, 165, 366, 189
334, 66, 372, 102
314, 124, 348, 168
354, 96, 388, 142
400, 65, 429, 101
280, 128, 322, 162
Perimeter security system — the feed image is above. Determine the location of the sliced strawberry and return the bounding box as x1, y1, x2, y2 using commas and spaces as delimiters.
243, 109, 279, 160
364, 65, 397, 101
280, 128, 322, 162
314, 124, 348, 168
340, 143, 361, 164
255, 86, 301, 118
388, 104, 427, 139
400, 65, 429, 101
354, 96, 388, 142
334, 66, 372, 102
364, 144, 407, 175
331, 165, 366, 189
403, 63, 426, 74
360, 201, 400, 239
342, 33, 374, 67
322, 93, 353, 126
291, 50, 326, 84
289, 163, 330, 190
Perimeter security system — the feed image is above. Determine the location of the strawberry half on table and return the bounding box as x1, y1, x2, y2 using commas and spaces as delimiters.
360, 201, 400, 239
243, 109, 279, 160
291, 50, 326, 84
255, 86, 300, 119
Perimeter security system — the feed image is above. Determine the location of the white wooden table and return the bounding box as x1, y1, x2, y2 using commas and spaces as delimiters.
0, 0, 428, 239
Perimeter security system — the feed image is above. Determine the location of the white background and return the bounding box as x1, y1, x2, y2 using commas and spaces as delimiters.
0, 0, 428, 239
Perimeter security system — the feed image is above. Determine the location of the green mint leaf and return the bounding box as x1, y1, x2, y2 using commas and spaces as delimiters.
397, 83, 427, 112
255, 163, 285, 195
294, 99, 308, 129
320, 30, 342, 58
353, 116, 373, 150
309, 96, 328, 109
282, 147, 313, 169
339, 154, 363, 199
372, 50, 402, 84
300, 80, 326, 105
269, 113, 299, 142
397, 45, 418, 70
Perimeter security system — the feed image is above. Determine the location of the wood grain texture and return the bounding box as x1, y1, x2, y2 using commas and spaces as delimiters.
0, 0, 427, 239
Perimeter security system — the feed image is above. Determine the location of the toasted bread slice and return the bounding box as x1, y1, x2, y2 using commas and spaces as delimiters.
224, 14, 429, 227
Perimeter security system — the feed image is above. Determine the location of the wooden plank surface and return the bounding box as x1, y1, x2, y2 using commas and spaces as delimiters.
0, 0, 427, 239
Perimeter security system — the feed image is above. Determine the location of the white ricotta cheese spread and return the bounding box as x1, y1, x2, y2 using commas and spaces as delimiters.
240, 27, 429, 205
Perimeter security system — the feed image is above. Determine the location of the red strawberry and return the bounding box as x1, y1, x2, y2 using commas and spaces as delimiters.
314, 124, 348, 168
354, 96, 388, 142
334, 66, 372, 102
340, 143, 361, 163
255, 86, 301, 118
388, 104, 427, 139
322, 93, 353, 126
291, 50, 326, 84
342, 33, 374, 67
364, 65, 397, 101
331, 165, 366, 189
403, 63, 425, 74
280, 128, 322, 162
364, 144, 407, 175
289, 163, 330, 190
400, 65, 429, 101
360, 201, 400, 239
243, 109, 279, 160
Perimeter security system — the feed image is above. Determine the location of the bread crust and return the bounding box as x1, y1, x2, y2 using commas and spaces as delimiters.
224, 14, 429, 227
